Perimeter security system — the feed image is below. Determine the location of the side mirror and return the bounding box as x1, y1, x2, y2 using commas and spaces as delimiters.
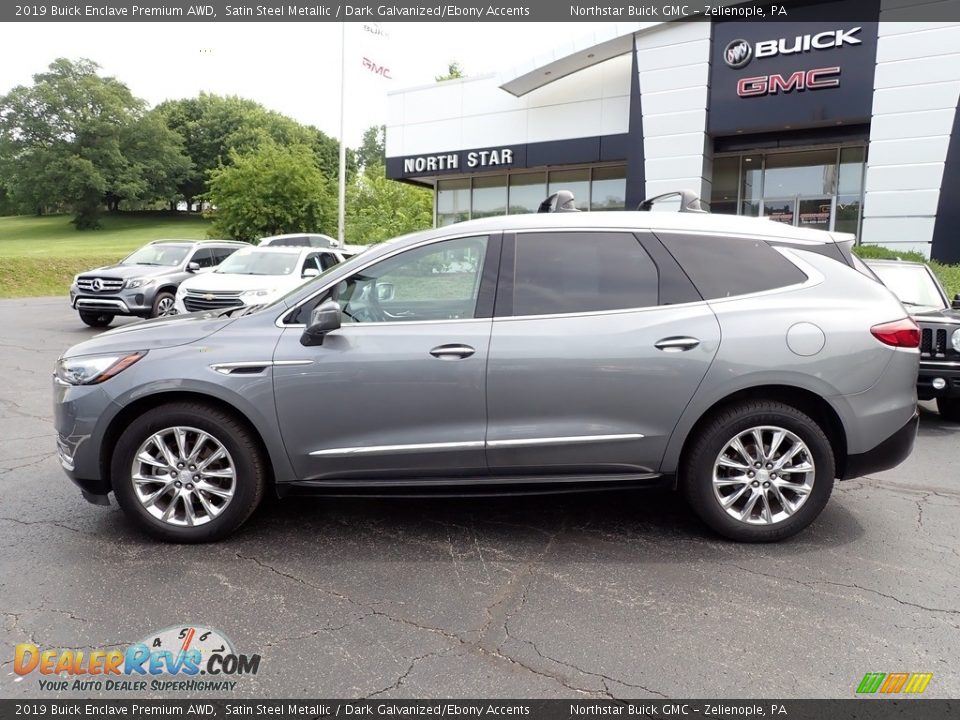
376, 282, 395, 302
186, 261, 200, 273
302, 267, 320, 279
300, 300, 341, 346
953, 294, 960, 310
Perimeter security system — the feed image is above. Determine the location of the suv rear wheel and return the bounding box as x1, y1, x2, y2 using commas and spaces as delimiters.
111, 402, 266, 542
681, 400, 835, 542
79, 311, 114, 328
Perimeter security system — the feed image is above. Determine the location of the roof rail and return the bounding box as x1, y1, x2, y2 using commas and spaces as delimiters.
538, 190, 580, 213
638, 190, 707, 213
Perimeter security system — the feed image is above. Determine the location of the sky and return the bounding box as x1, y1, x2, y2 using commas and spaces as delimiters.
0, 22, 619, 147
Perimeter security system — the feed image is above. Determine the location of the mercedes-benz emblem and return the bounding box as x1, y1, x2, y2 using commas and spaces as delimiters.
91, 278, 103, 292
724, 39, 752, 69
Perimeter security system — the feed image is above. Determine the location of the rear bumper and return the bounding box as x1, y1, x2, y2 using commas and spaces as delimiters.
842, 412, 918, 480
917, 361, 960, 400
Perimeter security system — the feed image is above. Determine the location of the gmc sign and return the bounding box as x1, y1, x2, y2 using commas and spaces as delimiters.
737, 67, 841, 98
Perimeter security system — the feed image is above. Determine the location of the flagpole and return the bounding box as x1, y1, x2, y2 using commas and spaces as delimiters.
337, 21, 347, 246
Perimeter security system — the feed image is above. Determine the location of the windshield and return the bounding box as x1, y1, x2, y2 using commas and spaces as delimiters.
121, 245, 189, 267
215, 249, 299, 276
870, 264, 947, 311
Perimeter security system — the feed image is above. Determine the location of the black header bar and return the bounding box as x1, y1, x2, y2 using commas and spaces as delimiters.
5, 0, 960, 22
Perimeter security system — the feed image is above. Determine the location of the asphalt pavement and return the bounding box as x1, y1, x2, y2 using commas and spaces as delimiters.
1, 296, 958, 699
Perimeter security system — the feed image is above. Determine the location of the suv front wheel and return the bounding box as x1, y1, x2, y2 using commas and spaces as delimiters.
111, 402, 266, 542
681, 401, 835, 542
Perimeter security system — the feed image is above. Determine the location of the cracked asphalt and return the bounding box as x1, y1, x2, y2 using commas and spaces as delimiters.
1, 296, 958, 699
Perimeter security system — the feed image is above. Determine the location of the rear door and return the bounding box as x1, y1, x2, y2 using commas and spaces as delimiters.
485, 230, 721, 476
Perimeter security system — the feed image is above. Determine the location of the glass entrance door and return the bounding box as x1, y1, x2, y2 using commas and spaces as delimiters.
797, 197, 833, 231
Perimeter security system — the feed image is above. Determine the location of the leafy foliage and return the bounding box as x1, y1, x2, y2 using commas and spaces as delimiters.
357, 125, 385, 171
0, 59, 189, 228
435, 62, 465, 82
152, 93, 354, 210
344, 164, 433, 245
204, 141, 335, 242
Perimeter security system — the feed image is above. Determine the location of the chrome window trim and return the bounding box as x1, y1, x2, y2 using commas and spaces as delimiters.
276, 230, 497, 329
486, 434, 644, 448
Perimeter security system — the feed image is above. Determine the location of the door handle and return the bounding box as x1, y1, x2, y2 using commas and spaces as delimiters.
429, 344, 476, 360
654, 336, 700, 352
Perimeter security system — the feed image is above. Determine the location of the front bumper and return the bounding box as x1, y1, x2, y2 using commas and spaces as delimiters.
70, 288, 153, 317
917, 361, 960, 400
54, 376, 116, 504
842, 412, 919, 480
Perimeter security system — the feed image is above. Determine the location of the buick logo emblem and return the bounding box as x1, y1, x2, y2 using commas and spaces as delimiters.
724, 39, 752, 68
91, 278, 103, 292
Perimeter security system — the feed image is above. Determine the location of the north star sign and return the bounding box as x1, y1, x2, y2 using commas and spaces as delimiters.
402, 148, 515, 174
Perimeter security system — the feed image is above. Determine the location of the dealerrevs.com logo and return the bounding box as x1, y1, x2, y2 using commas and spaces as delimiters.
14, 625, 261, 693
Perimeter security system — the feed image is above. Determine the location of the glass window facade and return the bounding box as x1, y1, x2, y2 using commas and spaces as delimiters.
435, 166, 626, 225
710, 147, 866, 238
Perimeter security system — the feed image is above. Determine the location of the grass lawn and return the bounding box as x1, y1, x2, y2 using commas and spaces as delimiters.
0, 213, 213, 298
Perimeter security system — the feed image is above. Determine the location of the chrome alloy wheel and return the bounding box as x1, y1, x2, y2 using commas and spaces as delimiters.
130, 427, 236, 527
712, 425, 815, 525
155, 296, 176, 316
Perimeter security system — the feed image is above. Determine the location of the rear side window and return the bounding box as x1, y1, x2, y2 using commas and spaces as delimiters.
658, 233, 807, 300
511, 232, 659, 316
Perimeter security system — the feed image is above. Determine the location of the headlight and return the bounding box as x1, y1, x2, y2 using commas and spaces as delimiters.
952, 330, 960, 353
55, 352, 146, 386
125, 278, 155, 289
241, 289, 271, 298
176, 285, 187, 297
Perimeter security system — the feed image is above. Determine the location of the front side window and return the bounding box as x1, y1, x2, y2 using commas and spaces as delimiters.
510, 232, 659, 316
189, 248, 216, 269
332, 236, 488, 323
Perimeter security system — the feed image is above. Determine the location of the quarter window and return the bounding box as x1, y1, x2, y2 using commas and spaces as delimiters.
510, 233, 659, 316
658, 233, 807, 300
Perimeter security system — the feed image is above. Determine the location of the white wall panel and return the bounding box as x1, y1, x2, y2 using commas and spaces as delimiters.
865, 163, 946, 192
872, 81, 960, 114
870, 109, 957, 140
864, 189, 942, 216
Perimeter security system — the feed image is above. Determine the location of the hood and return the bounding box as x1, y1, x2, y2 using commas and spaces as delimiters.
911, 307, 960, 325
78, 263, 179, 280
62, 312, 238, 359
180, 270, 303, 294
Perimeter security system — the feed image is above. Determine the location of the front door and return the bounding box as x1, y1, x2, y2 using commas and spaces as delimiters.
272, 234, 498, 482
485, 231, 720, 476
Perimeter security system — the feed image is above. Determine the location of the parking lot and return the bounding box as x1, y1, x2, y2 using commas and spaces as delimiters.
1, 296, 958, 699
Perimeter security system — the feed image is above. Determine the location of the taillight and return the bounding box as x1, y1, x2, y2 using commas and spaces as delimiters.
871, 318, 920, 348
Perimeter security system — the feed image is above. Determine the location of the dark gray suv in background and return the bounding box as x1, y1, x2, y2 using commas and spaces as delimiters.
69, 239, 246, 327
54, 211, 920, 543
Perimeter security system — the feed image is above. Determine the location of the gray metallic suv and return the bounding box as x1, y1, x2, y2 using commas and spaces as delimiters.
53, 211, 920, 543
69, 239, 247, 327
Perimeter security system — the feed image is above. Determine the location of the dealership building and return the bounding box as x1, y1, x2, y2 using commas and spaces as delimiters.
385, 5, 960, 261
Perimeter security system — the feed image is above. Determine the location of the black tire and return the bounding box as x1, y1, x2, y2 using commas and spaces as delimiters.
111, 402, 266, 543
680, 400, 835, 542
150, 291, 176, 318
936, 397, 960, 422
79, 311, 114, 328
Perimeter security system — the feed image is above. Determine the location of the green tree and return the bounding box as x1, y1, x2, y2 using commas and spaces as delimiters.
0, 58, 189, 228
153, 93, 353, 210
356, 125, 385, 170
204, 141, 335, 242
345, 164, 432, 245
435, 62, 465, 82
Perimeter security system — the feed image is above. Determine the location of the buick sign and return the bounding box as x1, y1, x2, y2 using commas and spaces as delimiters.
724, 39, 753, 68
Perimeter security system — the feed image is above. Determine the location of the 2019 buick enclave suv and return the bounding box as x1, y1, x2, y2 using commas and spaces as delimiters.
54, 209, 919, 542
